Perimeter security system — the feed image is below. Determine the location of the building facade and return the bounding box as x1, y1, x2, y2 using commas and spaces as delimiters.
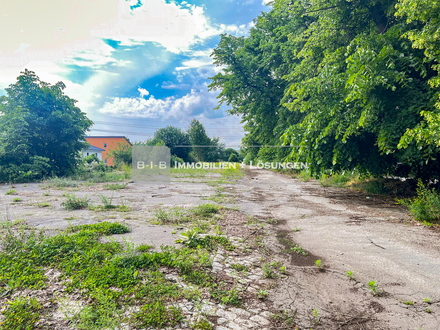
85, 136, 132, 166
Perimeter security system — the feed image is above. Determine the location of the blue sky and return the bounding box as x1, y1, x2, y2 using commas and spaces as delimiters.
0, 0, 271, 146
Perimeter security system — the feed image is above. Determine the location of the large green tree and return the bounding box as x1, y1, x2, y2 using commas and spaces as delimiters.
187, 119, 224, 162
210, 0, 440, 180
0, 70, 92, 181
152, 126, 191, 161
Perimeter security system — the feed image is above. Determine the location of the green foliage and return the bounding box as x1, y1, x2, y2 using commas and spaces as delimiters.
187, 119, 224, 162
257, 289, 268, 299
84, 154, 100, 164
263, 263, 275, 279
0, 219, 246, 329
346, 271, 354, 279
62, 193, 89, 210
315, 259, 322, 269
152, 126, 191, 161
42, 177, 79, 189
368, 280, 379, 295
106, 183, 128, 190
210, 0, 440, 181
191, 318, 213, 330
291, 244, 308, 256
133, 301, 183, 328
1, 296, 41, 330
398, 181, 440, 222
98, 193, 116, 209
67, 222, 130, 235
107, 142, 132, 167
5, 189, 16, 195
0, 70, 92, 182
230, 263, 249, 272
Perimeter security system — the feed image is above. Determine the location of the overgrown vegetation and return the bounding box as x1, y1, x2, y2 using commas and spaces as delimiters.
62, 193, 89, 211
399, 181, 440, 224
0, 220, 244, 328
209, 0, 440, 182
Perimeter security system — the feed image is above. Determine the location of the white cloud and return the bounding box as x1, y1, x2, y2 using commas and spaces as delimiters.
262, 0, 273, 4
98, 89, 204, 119
138, 87, 150, 98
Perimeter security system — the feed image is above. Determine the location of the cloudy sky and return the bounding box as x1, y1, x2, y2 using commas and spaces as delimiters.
0, 0, 271, 146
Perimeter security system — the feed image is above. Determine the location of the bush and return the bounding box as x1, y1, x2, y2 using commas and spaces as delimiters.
399, 181, 440, 222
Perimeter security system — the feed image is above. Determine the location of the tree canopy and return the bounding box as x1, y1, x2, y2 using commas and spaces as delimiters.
0, 70, 92, 182
209, 0, 440, 180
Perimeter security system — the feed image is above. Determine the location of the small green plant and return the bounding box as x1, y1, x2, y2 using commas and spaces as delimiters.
191, 318, 213, 330
292, 226, 301, 232
425, 308, 432, 313
315, 259, 322, 269
1, 296, 41, 329
424, 297, 431, 304
106, 183, 128, 190
42, 192, 50, 196
280, 266, 287, 274
346, 271, 354, 279
12, 198, 21, 203
98, 193, 117, 209
23, 184, 27, 187
312, 308, 320, 323
291, 244, 308, 255
368, 280, 379, 296
62, 193, 89, 210
36, 202, 50, 208
5, 189, 16, 195
257, 289, 268, 299
230, 263, 249, 272
402, 301, 414, 305
263, 263, 275, 278
136, 244, 154, 252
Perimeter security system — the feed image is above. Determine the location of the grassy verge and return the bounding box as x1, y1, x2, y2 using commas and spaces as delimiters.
0, 220, 241, 329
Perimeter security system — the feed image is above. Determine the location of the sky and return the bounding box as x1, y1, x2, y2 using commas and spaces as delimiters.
0, 0, 272, 146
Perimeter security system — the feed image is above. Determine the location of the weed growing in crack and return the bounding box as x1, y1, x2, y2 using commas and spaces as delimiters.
280, 266, 287, 274
312, 308, 320, 323
257, 289, 268, 299
263, 263, 275, 279
424, 298, 432, 304
402, 301, 414, 305
292, 226, 301, 232
291, 244, 308, 256
191, 318, 213, 329
62, 193, 89, 210
315, 259, 322, 270
346, 271, 354, 280
230, 263, 249, 272
368, 280, 379, 296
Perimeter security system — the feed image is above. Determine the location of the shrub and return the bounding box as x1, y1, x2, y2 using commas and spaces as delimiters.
398, 181, 440, 222
62, 193, 89, 210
